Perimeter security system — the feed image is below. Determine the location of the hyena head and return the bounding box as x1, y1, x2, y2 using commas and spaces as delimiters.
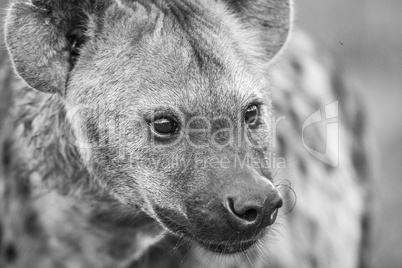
5, 0, 291, 254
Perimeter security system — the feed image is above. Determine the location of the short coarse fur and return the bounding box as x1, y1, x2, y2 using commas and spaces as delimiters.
1, 0, 373, 267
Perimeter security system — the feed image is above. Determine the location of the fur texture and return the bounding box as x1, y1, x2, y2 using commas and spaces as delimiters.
1, 0, 372, 267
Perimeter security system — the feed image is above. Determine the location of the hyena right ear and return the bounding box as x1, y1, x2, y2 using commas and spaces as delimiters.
4, 0, 107, 94
223, 0, 292, 62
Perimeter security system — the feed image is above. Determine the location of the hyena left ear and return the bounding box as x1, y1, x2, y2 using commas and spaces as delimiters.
223, 0, 292, 61
4, 0, 106, 94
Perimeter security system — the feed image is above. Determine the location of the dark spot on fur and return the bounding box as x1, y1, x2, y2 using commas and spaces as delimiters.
324, 162, 335, 172
291, 58, 303, 74
86, 118, 100, 144
331, 71, 347, 107
3, 243, 18, 263
2, 141, 12, 167
307, 219, 318, 244
359, 210, 373, 268
14, 173, 31, 198
309, 255, 319, 268
276, 134, 286, 158
298, 157, 307, 175
0, 222, 3, 250
352, 145, 368, 179
24, 211, 40, 235
23, 120, 32, 133
288, 108, 301, 131
331, 69, 366, 139
107, 236, 134, 259
352, 107, 365, 139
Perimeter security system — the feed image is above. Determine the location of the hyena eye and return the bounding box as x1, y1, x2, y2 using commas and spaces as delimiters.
245, 104, 260, 128
152, 117, 179, 136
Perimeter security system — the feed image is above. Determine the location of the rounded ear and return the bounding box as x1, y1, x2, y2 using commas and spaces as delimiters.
4, 0, 105, 94
224, 0, 292, 61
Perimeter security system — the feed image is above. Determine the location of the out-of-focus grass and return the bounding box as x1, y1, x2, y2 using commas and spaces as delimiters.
296, 1, 402, 267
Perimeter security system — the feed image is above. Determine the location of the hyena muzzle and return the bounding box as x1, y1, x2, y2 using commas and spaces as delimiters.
0, 0, 373, 267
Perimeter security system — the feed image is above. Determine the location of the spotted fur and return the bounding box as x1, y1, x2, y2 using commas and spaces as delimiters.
1, 0, 373, 267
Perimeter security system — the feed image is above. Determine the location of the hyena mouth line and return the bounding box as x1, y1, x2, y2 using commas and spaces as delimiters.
195, 239, 257, 255
155, 211, 265, 253
156, 211, 268, 254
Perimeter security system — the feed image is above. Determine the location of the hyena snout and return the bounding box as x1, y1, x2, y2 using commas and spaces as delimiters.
223, 175, 283, 232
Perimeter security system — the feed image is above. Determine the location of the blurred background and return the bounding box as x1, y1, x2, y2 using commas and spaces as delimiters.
296, 1, 402, 267
0, 0, 401, 267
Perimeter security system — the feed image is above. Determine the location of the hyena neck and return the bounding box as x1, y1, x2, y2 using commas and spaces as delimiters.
12, 87, 165, 263
32, 191, 166, 265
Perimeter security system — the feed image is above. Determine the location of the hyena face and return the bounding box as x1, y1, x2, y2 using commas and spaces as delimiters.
5, 0, 290, 254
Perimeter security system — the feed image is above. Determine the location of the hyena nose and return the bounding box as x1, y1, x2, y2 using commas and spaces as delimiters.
224, 186, 283, 231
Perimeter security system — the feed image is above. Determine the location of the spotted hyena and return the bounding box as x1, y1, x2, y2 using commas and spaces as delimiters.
0, 0, 373, 267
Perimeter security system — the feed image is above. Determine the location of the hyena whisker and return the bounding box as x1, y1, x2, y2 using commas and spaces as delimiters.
275, 182, 296, 201
179, 248, 191, 268
244, 251, 254, 267
254, 243, 267, 265
271, 168, 282, 180
172, 235, 185, 250
277, 185, 297, 215
275, 185, 294, 202
156, 236, 185, 262
268, 227, 282, 240
273, 178, 292, 186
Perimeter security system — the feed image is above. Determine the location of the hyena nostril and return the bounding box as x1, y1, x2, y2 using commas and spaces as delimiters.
241, 208, 258, 222
227, 198, 261, 223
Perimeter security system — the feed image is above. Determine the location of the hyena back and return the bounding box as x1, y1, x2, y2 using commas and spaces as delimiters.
0, 0, 372, 267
